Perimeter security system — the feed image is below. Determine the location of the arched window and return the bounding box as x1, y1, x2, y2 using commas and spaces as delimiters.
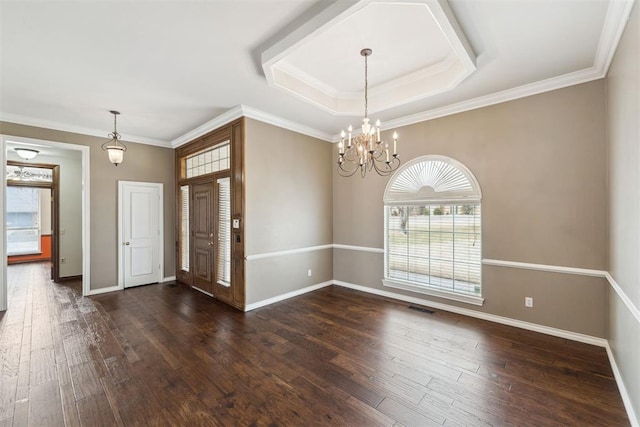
383, 155, 483, 305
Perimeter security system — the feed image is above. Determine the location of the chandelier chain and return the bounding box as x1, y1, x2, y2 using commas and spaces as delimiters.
364, 52, 368, 118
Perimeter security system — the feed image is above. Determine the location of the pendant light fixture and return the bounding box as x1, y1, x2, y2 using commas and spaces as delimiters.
102, 110, 127, 166
337, 48, 400, 177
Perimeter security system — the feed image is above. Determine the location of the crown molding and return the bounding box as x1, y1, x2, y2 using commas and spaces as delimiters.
170, 105, 245, 148
0, 113, 172, 148
170, 104, 333, 148
350, 66, 604, 140
595, 0, 636, 75
241, 105, 334, 142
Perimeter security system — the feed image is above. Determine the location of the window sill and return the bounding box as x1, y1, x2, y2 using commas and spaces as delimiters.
8, 252, 42, 257
382, 278, 485, 306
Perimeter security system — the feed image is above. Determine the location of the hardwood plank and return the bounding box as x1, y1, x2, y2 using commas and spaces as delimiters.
29, 380, 64, 426
68, 362, 103, 401
0, 263, 630, 426
75, 393, 117, 427
377, 396, 444, 427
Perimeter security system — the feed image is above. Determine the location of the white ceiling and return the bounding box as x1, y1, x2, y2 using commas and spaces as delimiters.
5, 140, 77, 160
0, 0, 634, 147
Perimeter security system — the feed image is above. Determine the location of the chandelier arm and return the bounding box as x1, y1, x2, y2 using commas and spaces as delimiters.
337, 161, 363, 177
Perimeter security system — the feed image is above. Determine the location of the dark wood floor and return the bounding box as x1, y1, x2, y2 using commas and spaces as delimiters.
0, 262, 630, 426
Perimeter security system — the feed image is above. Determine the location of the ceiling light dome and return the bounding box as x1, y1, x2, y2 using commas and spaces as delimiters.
15, 148, 39, 160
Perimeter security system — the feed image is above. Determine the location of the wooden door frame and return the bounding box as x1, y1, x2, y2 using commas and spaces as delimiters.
174, 119, 245, 310
6, 161, 61, 282
117, 180, 164, 290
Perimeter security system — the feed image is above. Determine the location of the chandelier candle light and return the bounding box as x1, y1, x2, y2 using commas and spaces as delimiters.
102, 110, 127, 166
337, 48, 400, 177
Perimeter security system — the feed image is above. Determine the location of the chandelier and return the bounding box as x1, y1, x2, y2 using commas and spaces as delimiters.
102, 110, 127, 166
337, 48, 400, 177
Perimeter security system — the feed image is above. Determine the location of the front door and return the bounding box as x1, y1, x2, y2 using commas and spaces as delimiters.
120, 181, 162, 288
191, 181, 214, 295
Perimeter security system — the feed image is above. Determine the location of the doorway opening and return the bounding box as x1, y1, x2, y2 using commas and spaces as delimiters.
6, 160, 60, 281
1, 135, 90, 312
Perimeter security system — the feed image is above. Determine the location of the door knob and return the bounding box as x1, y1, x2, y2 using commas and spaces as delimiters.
125, 242, 130, 245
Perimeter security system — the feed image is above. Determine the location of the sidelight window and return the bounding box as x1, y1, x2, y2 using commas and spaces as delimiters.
216, 177, 231, 286
180, 185, 189, 272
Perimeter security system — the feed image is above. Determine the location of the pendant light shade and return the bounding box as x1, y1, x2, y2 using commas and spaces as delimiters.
105, 145, 125, 165
102, 110, 127, 166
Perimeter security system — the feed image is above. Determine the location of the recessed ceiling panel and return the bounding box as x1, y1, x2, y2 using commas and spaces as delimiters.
262, 0, 477, 115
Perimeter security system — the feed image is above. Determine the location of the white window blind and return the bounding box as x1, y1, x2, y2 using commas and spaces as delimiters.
180, 185, 189, 272
217, 177, 231, 287
386, 204, 481, 296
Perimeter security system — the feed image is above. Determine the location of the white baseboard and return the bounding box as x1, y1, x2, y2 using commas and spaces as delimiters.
606, 342, 640, 427
333, 280, 607, 347
86, 278, 175, 296
244, 280, 333, 312
85, 285, 122, 296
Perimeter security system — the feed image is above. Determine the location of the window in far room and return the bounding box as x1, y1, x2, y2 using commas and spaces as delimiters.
383, 155, 483, 305
6, 186, 41, 256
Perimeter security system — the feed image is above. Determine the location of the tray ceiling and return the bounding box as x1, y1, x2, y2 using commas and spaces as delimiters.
262, 0, 476, 115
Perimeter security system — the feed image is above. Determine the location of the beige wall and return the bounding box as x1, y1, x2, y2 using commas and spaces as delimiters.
334, 80, 609, 337
40, 188, 52, 235
1, 122, 176, 289
244, 118, 332, 304
606, 0, 640, 421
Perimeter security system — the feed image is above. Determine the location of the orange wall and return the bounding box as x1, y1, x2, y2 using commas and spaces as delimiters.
8, 234, 51, 264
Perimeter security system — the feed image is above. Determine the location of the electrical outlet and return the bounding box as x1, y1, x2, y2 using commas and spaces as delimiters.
525, 297, 533, 308
307, 269, 312, 277
61, 257, 66, 264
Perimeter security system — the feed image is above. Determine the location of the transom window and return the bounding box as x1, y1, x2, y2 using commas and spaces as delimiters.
185, 141, 230, 179
6, 165, 53, 182
383, 155, 483, 305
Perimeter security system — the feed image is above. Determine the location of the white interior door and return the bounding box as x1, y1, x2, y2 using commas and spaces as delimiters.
119, 181, 163, 288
